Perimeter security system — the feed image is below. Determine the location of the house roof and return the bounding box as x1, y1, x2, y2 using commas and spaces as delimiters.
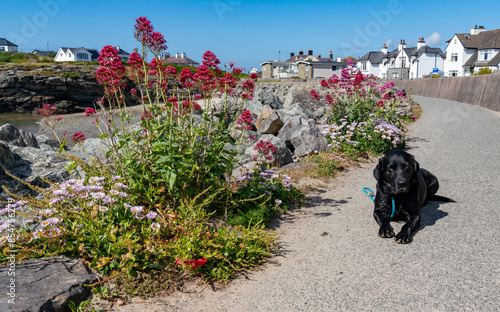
32, 49, 55, 56
463, 49, 500, 67
451, 29, 500, 49
0, 38, 18, 47
164, 55, 199, 66
411, 46, 445, 59
359, 51, 384, 64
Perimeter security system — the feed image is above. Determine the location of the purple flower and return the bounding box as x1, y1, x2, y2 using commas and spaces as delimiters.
130, 206, 144, 214
146, 211, 158, 219
151, 222, 161, 231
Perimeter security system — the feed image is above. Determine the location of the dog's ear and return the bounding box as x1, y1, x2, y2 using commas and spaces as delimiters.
409, 155, 420, 180
373, 158, 383, 180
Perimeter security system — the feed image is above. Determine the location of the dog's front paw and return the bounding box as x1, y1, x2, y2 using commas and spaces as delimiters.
395, 231, 412, 244
378, 225, 395, 238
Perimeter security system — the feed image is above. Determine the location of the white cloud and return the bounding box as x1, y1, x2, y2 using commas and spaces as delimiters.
425, 32, 444, 46
385, 38, 394, 48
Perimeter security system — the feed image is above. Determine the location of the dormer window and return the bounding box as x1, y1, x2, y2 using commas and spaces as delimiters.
465, 35, 470, 39
479, 49, 493, 61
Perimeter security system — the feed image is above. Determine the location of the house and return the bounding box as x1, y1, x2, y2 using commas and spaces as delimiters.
357, 48, 385, 77
261, 50, 348, 79
444, 26, 500, 77
32, 49, 56, 57
164, 53, 199, 67
0, 38, 18, 52
54, 47, 100, 62
359, 39, 445, 79
115, 46, 130, 61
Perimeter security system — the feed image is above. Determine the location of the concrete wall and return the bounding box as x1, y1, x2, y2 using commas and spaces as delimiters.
393, 73, 500, 111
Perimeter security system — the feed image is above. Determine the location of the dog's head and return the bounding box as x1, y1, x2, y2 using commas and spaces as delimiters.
373, 150, 419, 195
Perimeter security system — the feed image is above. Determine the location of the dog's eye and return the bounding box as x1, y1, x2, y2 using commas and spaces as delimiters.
387, 165, 395, 171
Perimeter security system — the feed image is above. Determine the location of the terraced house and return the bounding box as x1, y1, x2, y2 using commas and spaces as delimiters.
444, 26, 500, 77
261, 49, 347, 79
358, 38, 445, 79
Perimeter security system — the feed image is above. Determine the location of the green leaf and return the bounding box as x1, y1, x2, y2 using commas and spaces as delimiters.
58, 138, 66, 153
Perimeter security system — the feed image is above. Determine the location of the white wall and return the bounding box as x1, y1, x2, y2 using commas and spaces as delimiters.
444, 35, 476, 76
410, 53, 445, 78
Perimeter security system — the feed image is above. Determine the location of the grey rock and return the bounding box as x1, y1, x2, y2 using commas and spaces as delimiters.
242, 99, 264, 120
0, 142, 16, 170
0, 256, 98, 312
256, 91, 283, 110
255, 105, 284, 135
244, 134, 293, 167
277, 102, 314, 120
289, 119, 329, 157
278, 116, 304, 144
0, 124, 39, 148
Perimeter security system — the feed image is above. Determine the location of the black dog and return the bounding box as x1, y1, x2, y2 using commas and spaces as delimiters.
372, 150, 451, 244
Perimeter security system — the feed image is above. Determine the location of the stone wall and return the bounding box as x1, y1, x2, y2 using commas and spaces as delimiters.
393, 73, 500, 112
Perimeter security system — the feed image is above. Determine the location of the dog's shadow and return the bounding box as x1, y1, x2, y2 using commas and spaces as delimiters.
416, 200, 450, 232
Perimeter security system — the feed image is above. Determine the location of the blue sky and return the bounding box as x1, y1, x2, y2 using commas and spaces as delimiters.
1, 0, 499, 71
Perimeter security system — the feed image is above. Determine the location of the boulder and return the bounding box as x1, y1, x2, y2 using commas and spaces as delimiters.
0, 256, 98, 312
0, 124, 39, 148
255, 91, 283, 110
242, 99, 264, 120
277, 102, 314, 120
254, 105, 284, 135
289, 119, 329, 157
244, 134, 293, 167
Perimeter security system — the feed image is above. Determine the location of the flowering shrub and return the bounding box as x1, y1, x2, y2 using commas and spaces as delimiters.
313, 60, 415, 155
0, 16, 302, 293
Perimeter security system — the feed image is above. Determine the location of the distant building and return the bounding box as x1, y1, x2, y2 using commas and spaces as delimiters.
54, 47, 100, 62
249, 67, 258, 74
0, 38, 18, 52
114, 46, 130, 61
358, 39, 445, 79
32, 49, 56, 56
164, 53, 199, 67
261, 49, 348, 79
444, 26, 500, 77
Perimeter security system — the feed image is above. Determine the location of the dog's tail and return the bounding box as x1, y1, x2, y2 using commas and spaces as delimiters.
429, 195, 456, 203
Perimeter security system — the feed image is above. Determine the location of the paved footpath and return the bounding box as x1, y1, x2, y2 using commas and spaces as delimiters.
114, 96, 500, 312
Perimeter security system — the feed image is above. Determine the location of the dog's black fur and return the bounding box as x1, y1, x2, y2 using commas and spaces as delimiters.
373, 150, 452, 244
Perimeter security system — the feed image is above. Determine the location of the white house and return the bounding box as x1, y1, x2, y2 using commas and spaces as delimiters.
261, 50, 347, 79
0, 38, 18, 52
54, 47, 100, 62
359, 39, 445, 79
444, 26, 500, 77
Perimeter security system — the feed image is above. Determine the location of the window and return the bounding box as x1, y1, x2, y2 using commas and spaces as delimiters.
401, 57, 406, 68
479, 49, 493, 61
263, 67, 266, 71
361, 62, 367, 71
449, 70, 458, 77
332, 66, 338, 71
451, 53, 458, 62
77, 53, 89, 60
306, 65, 309, 71
392, 73, 399, 79
0, 47, 4, 51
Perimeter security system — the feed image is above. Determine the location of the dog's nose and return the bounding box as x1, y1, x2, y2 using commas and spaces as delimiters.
397, 179, 407, 187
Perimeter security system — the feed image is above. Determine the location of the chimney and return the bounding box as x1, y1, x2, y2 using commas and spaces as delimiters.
330, 51, 333, 59
417, 37, 425, 50
175, 52, 179, 58
299, 50, 303, 56
398, 40, 406, 51
318, 54, 321, 58
181, 52, 186, 58
471, 25, 487, 35
290, 52, 295, 57
308, 49, 313, 56
381, 43, 388, 55
116, 45, 120, 52
337, 56, 342, 62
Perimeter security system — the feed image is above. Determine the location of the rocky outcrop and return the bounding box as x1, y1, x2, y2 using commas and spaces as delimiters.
0, 64, 138, 114
0, 256, 98, 312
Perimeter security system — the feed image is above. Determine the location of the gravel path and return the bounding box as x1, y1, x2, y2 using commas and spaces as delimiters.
110, 96, 500, 311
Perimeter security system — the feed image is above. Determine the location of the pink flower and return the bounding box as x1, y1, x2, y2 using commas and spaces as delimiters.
250, 73, 258, 81
71, 132, 86, 143
37, 104, 56, 117
85, 107, 97, 116
310, 90, 320, 100
236, 110, 253, 130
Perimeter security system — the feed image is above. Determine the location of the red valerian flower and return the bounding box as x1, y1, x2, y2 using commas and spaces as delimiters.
310, 90, 320, 100
85, 107, 97, 116
37, 104, 56, 117
250, 73, 258, 81
202, 50, 220, 69
174, 258, 207, 270
383, 93, 392, 100
321, 79, 329, 88
325, 94, 334, 104
377, 100, 384, 108
236, 110, 253, 130
254, 140, 277, 159
71, 132, 86, 143
353, 71, 364, 86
